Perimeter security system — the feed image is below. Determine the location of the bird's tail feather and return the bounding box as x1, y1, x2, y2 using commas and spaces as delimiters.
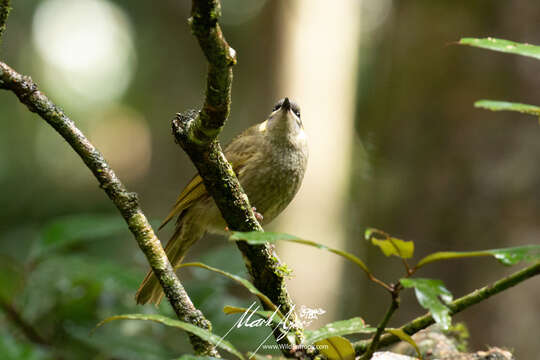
135, 217, 204, 305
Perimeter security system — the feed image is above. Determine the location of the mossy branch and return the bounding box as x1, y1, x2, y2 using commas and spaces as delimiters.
171, 0, 302, 348
0, 0, 11, 47
0, 61, 218, 357
354, 261, 540, 355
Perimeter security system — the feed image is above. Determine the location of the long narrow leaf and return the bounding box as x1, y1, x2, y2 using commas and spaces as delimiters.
178, 262, 280, 313
474, 100, 540, 117
459, 37, 540, 60
95, 314, 244, 360
416, 245, 540, 269
229, 232, 370, 275
386, 328, 422, 359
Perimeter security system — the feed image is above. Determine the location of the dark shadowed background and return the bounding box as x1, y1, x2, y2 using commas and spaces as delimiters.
1, 0, 539, 359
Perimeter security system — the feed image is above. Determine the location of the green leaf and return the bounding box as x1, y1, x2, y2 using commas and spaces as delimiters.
95, 314, 244, 360
400, 278, 453, 330
365, 228, 414, 259
33, 214, 127, 258
386, 328, 422, 360
459, 37, 540, 60
314, 336, 355, 360
416, 245, 540, 268
68, 321, 173, 360
0, 330, 51, 360
303, 317, 376, 345
491, 246, 540, 265
178, 262, 280, 314
474, 100, 540, 117
230, 232, 370, 275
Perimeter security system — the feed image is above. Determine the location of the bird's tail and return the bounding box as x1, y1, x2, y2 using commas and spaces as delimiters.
135, 216, 204, 305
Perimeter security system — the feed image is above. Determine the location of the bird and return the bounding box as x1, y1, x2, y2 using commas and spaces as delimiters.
135, 97, 308, 305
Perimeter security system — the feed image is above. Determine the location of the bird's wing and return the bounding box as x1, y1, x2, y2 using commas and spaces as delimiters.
158, 174, 206, 230
159, 121, 265, 230
223, 121, 265, 174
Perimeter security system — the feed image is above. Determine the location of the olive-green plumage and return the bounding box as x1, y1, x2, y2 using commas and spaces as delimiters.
135, 98, 308, 305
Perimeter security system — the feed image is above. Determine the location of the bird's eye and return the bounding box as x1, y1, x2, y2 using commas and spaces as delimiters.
272, 99, 284, 112
290, 102, 301, 118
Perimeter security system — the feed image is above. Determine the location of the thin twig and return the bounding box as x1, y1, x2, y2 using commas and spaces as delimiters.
0, 61, 218, 357
359, 289, 400, 360
0, 298, 49, 346
173, 0, 302, 349
354, 261, 540, 355
368, 273, 394, 292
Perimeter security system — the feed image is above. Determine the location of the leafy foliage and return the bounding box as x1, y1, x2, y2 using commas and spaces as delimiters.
314, 336, 356, 360
31, 214, 128, 260
400, 278, 453, 330
95, 313, 245, 360
460, 37, 540, 121
303, 317, 375, 345
365, 228, 414, 259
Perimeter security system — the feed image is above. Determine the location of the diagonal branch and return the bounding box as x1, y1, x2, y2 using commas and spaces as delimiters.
0, 298, 49, 346
354, 261, 540, 355
171, 0, 302, 348
0, 61, 218, 357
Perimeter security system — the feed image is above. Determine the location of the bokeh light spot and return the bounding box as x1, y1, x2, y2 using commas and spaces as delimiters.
32, 0, 136, 107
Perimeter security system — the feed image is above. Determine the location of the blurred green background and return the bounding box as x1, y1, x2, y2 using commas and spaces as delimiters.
1, 0, 539, 359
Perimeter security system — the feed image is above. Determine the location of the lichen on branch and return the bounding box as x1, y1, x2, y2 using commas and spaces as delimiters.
0, 61, 218, 357
169, 0, 303, 350
0, 0, 11, 46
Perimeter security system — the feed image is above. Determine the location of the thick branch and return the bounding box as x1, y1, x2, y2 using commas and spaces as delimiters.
354, 261, 540, 354
175, 0, 301, 345
0, 0, 10, 46
0, 61, 218, 357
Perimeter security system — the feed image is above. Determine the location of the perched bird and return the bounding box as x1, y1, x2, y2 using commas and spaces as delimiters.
135, 97, 309, 305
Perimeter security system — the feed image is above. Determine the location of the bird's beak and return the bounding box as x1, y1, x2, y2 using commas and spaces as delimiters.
281, 97, 291, 112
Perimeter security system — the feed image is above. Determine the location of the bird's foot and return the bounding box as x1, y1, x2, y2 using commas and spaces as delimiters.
223, 207, 263, 231
252, 207, 264, 222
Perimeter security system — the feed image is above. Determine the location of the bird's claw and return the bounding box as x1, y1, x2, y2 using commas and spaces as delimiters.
252, 207, 264, 222
223, 208, 262, 231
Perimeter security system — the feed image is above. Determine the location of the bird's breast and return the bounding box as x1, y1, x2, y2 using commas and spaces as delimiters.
239, 138, 308, 224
